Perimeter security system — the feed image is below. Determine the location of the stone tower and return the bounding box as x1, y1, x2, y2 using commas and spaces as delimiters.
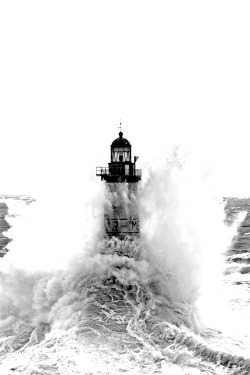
96, 131, 141, 239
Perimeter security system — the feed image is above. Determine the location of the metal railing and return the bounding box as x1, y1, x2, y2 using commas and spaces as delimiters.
96, 167, 142, 177
96, 167, 109, 176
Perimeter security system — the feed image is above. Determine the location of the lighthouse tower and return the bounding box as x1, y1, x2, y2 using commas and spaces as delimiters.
96, 130, 141, 238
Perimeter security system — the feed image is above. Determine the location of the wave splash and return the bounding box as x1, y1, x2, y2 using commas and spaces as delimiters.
1, 237, 249, 374
0, 157, 249, 374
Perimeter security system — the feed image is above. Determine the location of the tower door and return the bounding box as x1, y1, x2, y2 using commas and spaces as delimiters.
125, 164, 129, 176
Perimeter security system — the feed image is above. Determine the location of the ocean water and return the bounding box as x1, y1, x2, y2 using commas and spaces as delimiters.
0, 166, 250, 374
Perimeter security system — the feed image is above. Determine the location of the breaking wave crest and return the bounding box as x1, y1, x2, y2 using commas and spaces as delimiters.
1, 237, 250, 374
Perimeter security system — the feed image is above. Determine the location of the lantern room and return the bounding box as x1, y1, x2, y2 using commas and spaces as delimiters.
111, 132, 131, 162
96, 131, 141, 183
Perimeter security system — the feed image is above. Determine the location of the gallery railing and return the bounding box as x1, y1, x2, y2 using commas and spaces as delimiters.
96, 167, 142, 177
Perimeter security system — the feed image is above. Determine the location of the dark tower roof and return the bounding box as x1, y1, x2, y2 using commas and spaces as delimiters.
111, 132, 131, 148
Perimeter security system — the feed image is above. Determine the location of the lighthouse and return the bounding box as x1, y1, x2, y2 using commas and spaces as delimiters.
96, 130, 142, 239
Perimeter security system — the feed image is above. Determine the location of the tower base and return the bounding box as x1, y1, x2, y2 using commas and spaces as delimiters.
104, 182, 140, 238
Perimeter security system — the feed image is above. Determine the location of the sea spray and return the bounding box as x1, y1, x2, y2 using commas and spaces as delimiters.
0, 156, 248, 374
1, 181, 105, 273
139, 155, 234, 307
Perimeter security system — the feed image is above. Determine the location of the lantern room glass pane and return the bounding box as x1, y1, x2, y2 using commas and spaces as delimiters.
111, 147, 131, 162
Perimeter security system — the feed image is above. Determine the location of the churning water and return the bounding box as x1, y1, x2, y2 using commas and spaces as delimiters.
0, 161, 250, 375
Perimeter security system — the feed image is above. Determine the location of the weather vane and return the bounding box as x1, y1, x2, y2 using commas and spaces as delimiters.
118, 120, 122, 133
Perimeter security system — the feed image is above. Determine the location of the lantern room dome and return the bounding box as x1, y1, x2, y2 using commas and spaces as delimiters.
111, 132, 131, 148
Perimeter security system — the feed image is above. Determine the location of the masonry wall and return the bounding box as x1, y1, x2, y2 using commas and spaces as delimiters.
104, 182, 140, 238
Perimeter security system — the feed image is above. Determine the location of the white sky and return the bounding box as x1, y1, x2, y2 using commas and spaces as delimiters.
0, 1, 250, 197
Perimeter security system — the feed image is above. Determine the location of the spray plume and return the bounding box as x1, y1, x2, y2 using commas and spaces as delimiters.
0, 151, 245, 374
